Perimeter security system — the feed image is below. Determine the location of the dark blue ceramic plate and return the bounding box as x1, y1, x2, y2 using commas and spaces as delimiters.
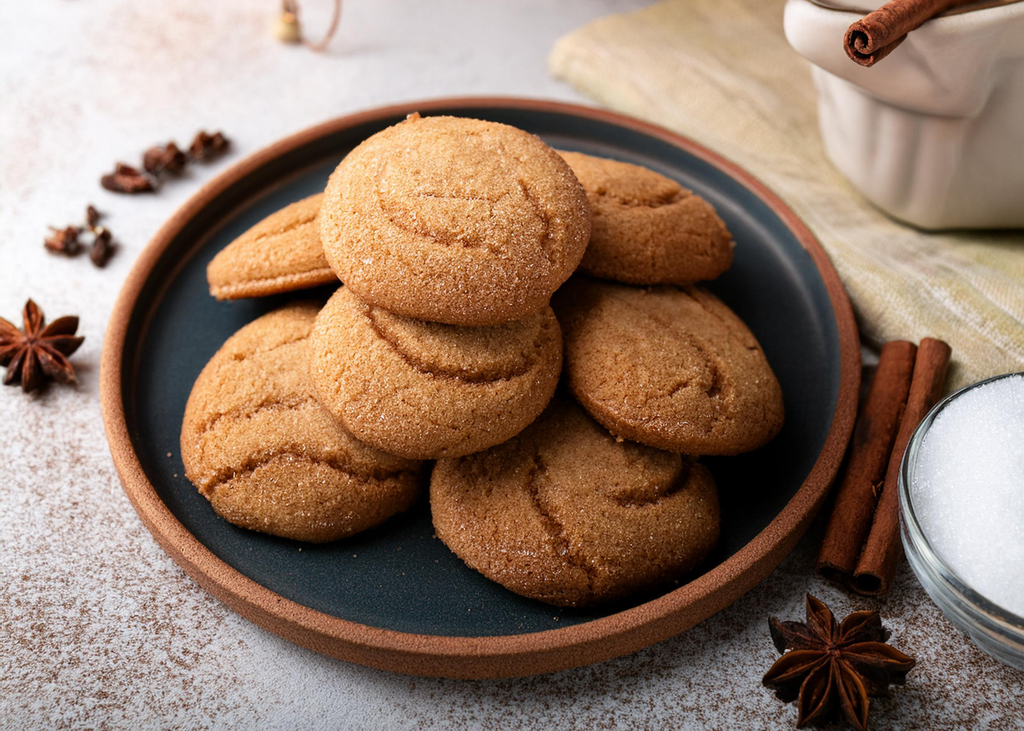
102, 99, 859, 678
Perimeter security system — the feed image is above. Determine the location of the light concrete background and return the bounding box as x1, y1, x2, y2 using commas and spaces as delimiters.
2, 1, 1022, 728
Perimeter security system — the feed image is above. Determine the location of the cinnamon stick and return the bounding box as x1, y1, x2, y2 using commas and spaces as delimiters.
844, 0, 975, 67
817, 341, 917, 584
853, 338, 951, 596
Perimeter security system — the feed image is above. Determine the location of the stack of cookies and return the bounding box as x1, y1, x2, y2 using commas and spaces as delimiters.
184, 113, 784, 607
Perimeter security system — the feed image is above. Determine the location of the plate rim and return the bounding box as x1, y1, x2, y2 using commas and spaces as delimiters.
100, 96, 860, 679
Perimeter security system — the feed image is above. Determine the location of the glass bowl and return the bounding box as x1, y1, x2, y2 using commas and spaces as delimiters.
899, 372, 1024, 670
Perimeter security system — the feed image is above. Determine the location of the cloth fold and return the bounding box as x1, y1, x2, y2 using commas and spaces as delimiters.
550, 0, 1024, 390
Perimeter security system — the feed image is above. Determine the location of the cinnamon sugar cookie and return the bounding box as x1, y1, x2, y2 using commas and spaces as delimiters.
319, 114, 591, 325
559, 152, 733, 285
310, 287, 562, 459
207, 194, 337, 300
430, 397, 720, 607
554, 278, 784, 455
181, 302, 423, 542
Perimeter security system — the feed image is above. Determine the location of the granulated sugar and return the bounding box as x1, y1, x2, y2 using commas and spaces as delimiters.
911, 374, 1024, 616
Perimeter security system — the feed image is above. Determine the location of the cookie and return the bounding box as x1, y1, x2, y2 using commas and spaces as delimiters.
319, 114, 591, 325
181, 302, 423, 542
554, 278, 784, 455
310, 287, 562, 459
430, 397, 720, 607
558, 151, 733, 285
207, 194, 338, 300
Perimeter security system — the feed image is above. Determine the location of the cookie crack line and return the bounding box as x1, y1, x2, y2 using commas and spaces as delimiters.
611, 459, 691, 507
376, 192, 486, 250
515, 176, 556, 267
495, 138, 557, 267
372, 163, 504, 251
593, 186, 690, 210
688, 290, 761, 351
196, 394, 317, 438
221, 326, 311, 364
195, 393, 419, 482
614, 294, 731, 404
364, 308, 538, 384
201, 449, 418, 494
525, 453, 596, 600
248, 211, 318, 245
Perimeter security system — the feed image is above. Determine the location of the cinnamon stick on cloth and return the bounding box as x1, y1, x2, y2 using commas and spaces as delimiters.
844, 0, 975, 66
817, 341, 917, 584
853, 338, 952, 596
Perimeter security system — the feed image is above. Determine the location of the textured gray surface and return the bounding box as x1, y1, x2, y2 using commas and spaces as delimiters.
1, 1, 1022, 729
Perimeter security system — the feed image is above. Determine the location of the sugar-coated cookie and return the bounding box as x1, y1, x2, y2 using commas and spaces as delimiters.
207, 194, 338, 300
559, 151, 733, 285
430, 397, 720, 607
319, 114, 591, 325
181, 302, 423, 542
310, 287, 562, 459
554, 278, 784, 455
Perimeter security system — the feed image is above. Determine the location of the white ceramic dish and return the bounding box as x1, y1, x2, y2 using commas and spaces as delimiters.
784, 0, 1024, 230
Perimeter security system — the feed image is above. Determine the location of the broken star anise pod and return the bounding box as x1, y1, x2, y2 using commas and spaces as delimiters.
44, 206, 117, 268
100, 162, 156, 194
762, 594, 916, 731
143, 141, 188, 176
0, 299, 84, 393
101, 131, 229, 194
44, 225, 82, 256
188, 130, 229, 161
89, 227, 115, 268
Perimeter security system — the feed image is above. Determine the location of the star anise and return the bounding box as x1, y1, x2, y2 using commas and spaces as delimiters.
762, 594, 916, 730
100, 162, 156, 194
0, 300, 84, 393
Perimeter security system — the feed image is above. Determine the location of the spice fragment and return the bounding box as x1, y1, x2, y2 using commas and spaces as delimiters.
44, 226, 82, 256
100, 162, 156, 194
45, 206, 116, 268
143, 141, 188, 175
189, 130, 230, 162
90, 227, 115, 268
101, 130, 230, 194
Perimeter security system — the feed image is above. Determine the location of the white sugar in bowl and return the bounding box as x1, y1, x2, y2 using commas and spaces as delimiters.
899, 373, 1024, 669
784, 0, 1024, 230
